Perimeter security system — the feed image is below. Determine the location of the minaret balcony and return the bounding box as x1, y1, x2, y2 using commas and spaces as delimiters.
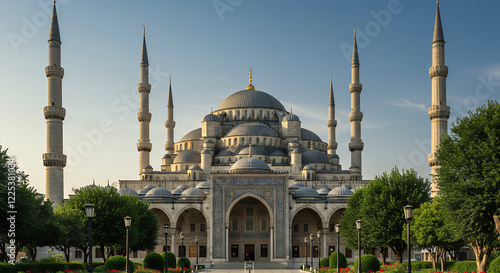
349, 83, 363, 92
43, 153, 67, 167
45, 66, 64, 78
327, 120, 337, 127
44, 106, 66, 120
429, 65, 448, 78
428, 105, 450, 119
137, 142, 152, 152
138, 83, 151, 93
349, 112, 363, 122
428, 154, 438, 166
137, 112, 152, 122
165, 120, 176, 128
349, 139, 364, 151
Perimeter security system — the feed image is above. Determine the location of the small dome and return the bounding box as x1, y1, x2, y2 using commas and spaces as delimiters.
270, 149, 286, 156
225, 123, 278, 137
173, 150, 201, 164
145, 184, 156, 189
201, 149, 211, 154
303, 165, 315, 170
196, 181, 210, 189
350, 165, 360, 169
229, 157, 272, 173
316, 184, 330, 190
163, 154, 172, 159
302, 149, 330, 164
137, 187, 151, 195
144, 187, 175, 199
331, 154, 340, 159
181, 128, 201, 141
180, 187, 207, 198
282, 113, 300, 122
203, 113, 221, 122
317, 188, 330, 195
289, 181, 306, 189
238, 146, 267, 156
171, 188, 185, 195
292, 187, 321, 198
118, 187, 138, 197
328, 185, 353, 197
215, 150, 235, 157
301, 128, 323, 142
204, 139, 214, 143
289, 139, 299, 144
217, 89, 286, 111
144, 165, 153, 169
175, 184, 190, 190
189, 165, 202, 170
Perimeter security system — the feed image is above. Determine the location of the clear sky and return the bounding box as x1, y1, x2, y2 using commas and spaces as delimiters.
1, 0, 499, 197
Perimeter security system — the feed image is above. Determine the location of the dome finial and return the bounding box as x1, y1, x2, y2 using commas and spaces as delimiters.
210, 107, 213, 114
310, 141, 313, 150
290, 106, 293, 114
354, 25, 357, 36
330, 75, 333, 83
436, 0, 439, 5
248, 144, 252, 157
169, 74, 171, 84
246, 68, 255, 90
143, 24, 145, 36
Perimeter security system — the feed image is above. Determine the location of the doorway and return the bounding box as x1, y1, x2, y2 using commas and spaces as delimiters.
244, 244, 255, 261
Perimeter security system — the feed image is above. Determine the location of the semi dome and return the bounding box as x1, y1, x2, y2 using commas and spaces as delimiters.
203, 113, 220, 122
301, 128, 323, 142
118, 187, 138, 197
173, 150, 201, 163
179, 187, 207, 199
180, 128, 201, 141
229, 157, 272, 173
282, 113, 300, 122
292, 187, 321, 198
328, 185, 353, 197
226, 123, 278, 137
143, 187, 175, 199
238, 146, 267, 156
217, 89, 286, 111
302, 149, 330, 164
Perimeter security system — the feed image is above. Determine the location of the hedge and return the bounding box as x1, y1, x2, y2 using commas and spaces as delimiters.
329, 251, 347, 269
144, 252, 165, 271
0, 262, 15, 273
450, 260, 477, 273
353, 254, 380, 273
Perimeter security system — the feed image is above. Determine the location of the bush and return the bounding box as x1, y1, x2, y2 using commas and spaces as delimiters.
320, 257, 330, 267
353, 254, 380, 273
15, 262, 68, 273
489, 256, 500, 273
162, 251, 177, 269
177, 257, 191, 269
329, 251, 347, 269
67, 262, 86, 270
105, 255, 135, 271
144, 252, 165, 271
490, 250, 500, 264
0, 262, 15, 273
450, 260, 477, 273
93, 265, 107, 272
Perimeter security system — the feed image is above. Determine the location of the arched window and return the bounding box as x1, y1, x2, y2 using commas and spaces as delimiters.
246, 218, 254, 231
234, 138, 238, 146
228, 139, 232, 146
249, 137, 252, 145
241, 138, 245, 145
232, 218, 238, 231
256, 138, 260, 145
261, 219, 268, 231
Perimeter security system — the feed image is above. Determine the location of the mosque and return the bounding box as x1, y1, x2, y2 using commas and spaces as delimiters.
42, 1, 450, 268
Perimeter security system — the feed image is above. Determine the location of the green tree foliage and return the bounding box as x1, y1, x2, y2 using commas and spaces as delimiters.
143, 252, 164, 271
436, 101, 500, 272
177, 257, 191, 269
353, 254, 380, 273
328, 251, 347, 269
340, 168, 430, 264
53, 206, 87, 262
489, 255, 500, 273
60, 186, 158, 262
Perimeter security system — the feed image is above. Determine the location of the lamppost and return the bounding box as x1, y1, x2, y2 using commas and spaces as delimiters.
309, 234, 314, 271
180, 232, 184, 273
195, 235, 199, 271
85, 204, 95, 273
317, 230, 322, 270
404, 205, 414, 273
304, 236, 309, 270
164, 224, 169, 273
356, 220, 362, 273
335, 224, 341, 273
124, 216, 132, 273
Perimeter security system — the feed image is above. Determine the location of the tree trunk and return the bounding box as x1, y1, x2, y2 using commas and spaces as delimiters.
469, 239, 492, 273
63, 246, 70, 263
439, 247, 446, 273
425, 247, 437, 270
494, 215, 500, 241
101, 244, 106, 262
390, 247, 403, 264
28, 247, 37, 262
380, 248, 387, 265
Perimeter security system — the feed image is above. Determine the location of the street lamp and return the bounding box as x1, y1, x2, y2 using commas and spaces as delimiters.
124, 216, 132, 273
317, 230, 322, 270
85, 204, 95, 273
310, 234, 314, 271
180, 232, 184, 273
356, 220, 362, 273
404, 205, 414, 273
195, 235, 199, 271
304, 236, 309, 270
164, 224, 169, 273
335, 224, 341, 273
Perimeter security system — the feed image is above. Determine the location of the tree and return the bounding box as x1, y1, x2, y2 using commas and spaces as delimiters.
341, 167, 431, 264
53, 206, 87, 262
436, 100, 500, 273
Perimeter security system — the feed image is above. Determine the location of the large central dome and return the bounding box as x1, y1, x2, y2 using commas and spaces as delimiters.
217, 89, 286, 111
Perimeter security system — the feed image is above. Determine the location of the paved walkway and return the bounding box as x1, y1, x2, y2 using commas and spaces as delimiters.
204, 270, 297, 273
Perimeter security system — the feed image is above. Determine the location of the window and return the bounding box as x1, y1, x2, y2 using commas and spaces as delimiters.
261, 219, 268, 231
313, 246, 318, 257
232, 218, 238, 231
75, 250, 83, 259
303, 223, 309, 232
133, 251, 138, 258
292, 246, 300, 258
231, 245, 239, 258
179, 246, 186, 257
246, 218, 254, 231
191, 224, 196, 232
200, 246, 207, 257
261, 244, 268, 257
189, 245, 197, 257
345, 248, 352, 258
95, 248, 102, 258
328, 246, 335, 256
200, 223, 206, 232
293, 223, 299, 232
330, 223, 336, 232
163, 246, 171, 252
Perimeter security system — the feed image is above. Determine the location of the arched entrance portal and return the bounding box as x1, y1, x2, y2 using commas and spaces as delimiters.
291, 208, 322, 263
176, 208, 208, 263
228, 197, 271, 262
150, 208, 172, 254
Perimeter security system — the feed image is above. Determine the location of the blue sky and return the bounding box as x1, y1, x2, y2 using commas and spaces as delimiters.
1, 0, 499, 197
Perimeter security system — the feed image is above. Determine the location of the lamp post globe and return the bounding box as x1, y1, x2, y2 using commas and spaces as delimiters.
85, 204, 95, 273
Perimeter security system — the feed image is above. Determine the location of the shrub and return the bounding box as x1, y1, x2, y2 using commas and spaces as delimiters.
489, 255, 500, 273
329, 251, 347, 269
177, 257, 191, 269
320, 257, 330, 267
144, 252, 165, 271
67, 262, 86, 270
162, 251, 177, 269
105, 255, 129, 270
353, 254, 380, 273
0, 262, 15, 273
93, 265, 107, 272
15, 262, 68, 273
450, 260, 477, 273
491, 250, 500, 264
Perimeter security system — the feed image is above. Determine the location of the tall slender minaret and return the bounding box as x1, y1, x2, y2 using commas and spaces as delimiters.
165, 76, 175, 155
428, 1, 450, 196
327, 76, 338, 155
43, 1, 66, 205
137, 27, 152, 174
348, 27, 364, 172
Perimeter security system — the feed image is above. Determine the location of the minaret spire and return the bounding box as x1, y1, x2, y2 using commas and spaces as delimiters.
349, 26, 364, 176
165, 75, 176, 155
137, 28, 152, 175
44, 0, 66, 206
327, 76, 338, 155
428, 2, 450, 197
246, 68, 255, 90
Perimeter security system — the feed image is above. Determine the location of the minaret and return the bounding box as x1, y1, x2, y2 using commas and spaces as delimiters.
165, 76, 175, 155
137, 26, 152, 174
348, 27, 364, 172
327, 76, 338, 155
43, 1, 66, 205
428, 1, 450, 196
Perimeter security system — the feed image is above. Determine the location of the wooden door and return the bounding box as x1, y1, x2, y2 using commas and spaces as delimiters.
244, 244, 255, 261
